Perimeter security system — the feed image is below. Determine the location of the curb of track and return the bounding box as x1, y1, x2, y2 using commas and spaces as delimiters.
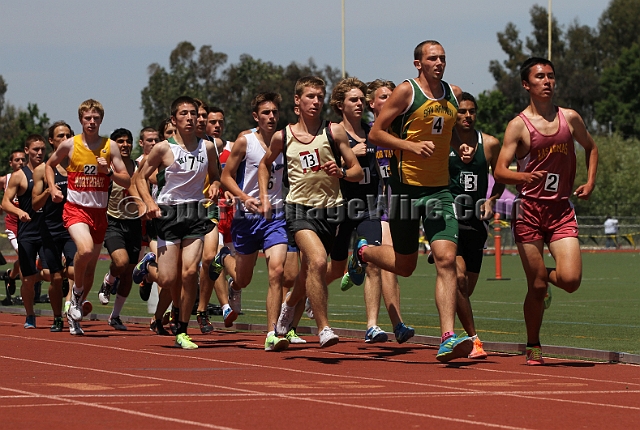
2, 305, 638, 365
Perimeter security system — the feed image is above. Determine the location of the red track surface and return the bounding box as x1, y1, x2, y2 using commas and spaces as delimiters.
1, 312, 638, 429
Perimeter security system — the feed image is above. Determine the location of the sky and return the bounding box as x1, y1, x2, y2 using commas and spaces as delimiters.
0, 0, 611, 140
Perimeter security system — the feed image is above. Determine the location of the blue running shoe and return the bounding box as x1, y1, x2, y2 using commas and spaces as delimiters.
24, 315, 36, 329
436, 333, 473, 363
133, 252, 156, 284
208, 246, 231, 281
364, 325, 388, 343
347, 238, 368, 286
394, 322, 415, 344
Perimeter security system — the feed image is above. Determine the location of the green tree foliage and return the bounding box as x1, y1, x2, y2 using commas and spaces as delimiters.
597, 0, 640, 66
0, 77, 50, 175
475, 90, 514, 142
595, 43, 640, 138
141, 42, 342, 138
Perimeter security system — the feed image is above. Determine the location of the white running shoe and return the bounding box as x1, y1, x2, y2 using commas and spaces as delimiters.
319, 326, 339, 348
276, 302, 295, 335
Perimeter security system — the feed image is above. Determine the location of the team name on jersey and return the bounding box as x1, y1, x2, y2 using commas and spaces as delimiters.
175, 154, 206, 169
423, 104, 455, 118
74, 176, 106, 189
537, 142, 569, 161
376, 149, 394, 159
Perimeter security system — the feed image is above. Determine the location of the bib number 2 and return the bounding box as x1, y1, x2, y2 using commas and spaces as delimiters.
544, 173, 559, 192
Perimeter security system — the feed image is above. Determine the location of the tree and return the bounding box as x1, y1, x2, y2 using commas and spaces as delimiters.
595, 43, 640, 138
140, 42, 342, 138
597, 0, 640, 67
475, 90, 514, 142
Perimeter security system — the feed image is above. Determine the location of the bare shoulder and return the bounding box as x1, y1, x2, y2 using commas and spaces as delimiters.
450, 84, 463, 98
560, 107, 586, 128
330, 122, 348, 142
33, 163, 46, 176
505, 115, 526, 134
481, 132, 501, 149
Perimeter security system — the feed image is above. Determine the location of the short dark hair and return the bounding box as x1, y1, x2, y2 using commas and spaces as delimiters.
251, 92, 282, 113
414, 40, 442, 60
330, 77, 367, 116
459, 92, 477, 110
110, 128, 133, 142
193, 98, 209, 113
209, 106, 225, 117
8, 149, 25, 163
295, 76, 326, 97
170, 96, 198, 117
25, 134, 45, 149
520, 57, 555, 83
47, 121, 73, 140
139, 127, 157, 141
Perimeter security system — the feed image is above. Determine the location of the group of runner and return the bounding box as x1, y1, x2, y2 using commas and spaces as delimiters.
1, 39, 598, 365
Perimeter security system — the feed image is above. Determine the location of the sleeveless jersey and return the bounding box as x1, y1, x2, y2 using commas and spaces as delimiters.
516, 108, 576, 200
341, 124, 379, 201
284, 124, 343, 208
42, 166, 69, 238
107, 160, 135, 219
4, 172, 19, 233
156, 137, 209, 205
389, 79, 458, 187
66, 135, 112, 208
449, 131, 489, 209
17, 166, 42, 241
236, 132, 284, 209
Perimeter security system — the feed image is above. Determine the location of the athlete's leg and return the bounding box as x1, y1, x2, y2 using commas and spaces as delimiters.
198, 226, 218, 313
380, 221, 402, 327
517, 240, 547, 345
431, 239, 458, 335
455, 255, 476, 336
547, 237, 582, 293
263, 244, 288, 328
178, 238, 204, 324
67, 223, 101, 293
296, 230, 331, 330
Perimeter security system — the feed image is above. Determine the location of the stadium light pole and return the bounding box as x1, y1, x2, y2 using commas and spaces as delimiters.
548, 0, 552, 60
342, 0, 346, 78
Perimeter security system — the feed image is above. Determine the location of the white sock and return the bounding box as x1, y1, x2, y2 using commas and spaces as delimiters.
106, 272, 117, 285
222, 304, 231, 312
111, 294, 127, 318
72, 285, 83, 295
267, 330, 275, 337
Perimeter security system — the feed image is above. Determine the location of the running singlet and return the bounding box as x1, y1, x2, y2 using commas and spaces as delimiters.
236, 132, 284, 209
449, 130, 489, 208
341, 125, 379, 201
42, 167, 69, 239
17, 166, 42, 241
389, 79, 458, 187
516, 108, 576, 200
156, 137, 208, 204
66, 135, 112, 208
284, 124, 343, 208
4, 173, 18, 233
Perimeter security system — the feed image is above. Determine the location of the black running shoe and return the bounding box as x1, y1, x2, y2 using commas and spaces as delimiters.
139, 281, 152, 301
50, 316, 63, 332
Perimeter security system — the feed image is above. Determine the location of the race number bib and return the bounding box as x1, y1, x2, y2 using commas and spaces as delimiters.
380, 165, 390, 179
359, 167, 370, 185
544, 173, 560, 192
83, 165, 97, 175
461, 172, 478, 192
299, 149, 320, 173
432, 116, 444, 135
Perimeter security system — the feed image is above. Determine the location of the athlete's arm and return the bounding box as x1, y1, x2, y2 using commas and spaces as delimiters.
258, 132, 283, 218
221, 135, 252, 205
31, 163, 49, 212
2, 170, 29, 221
325, 123, 363, 182
135, 142, 170, 218
451, 84, 463, 101
494, 117, 546, 185
205, 140, 221, 201
369, 81, 434, 157
481, 133, 506, 219
564, 108, 598, 200
108, 140, 132, 189
46, 138, 73, 203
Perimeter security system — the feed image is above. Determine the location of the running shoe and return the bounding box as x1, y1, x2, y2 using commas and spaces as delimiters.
67, 313, 84, 335
175, 333, 198, 350
208, 246, 231, 281
340, 272, 355, 292
436, 333, 473, 362
347, 238, 368, 286
68, 289, 83, 322
4, 269, 16, 296
544, 286, 552, 310
318, 326, 339, 348
139, 281, 153, 301
150, 318, 169, 336
427, 251, 435, 264
132, 252, 156, 284
82, 301, 93, 317
286, 328, 307, 344
108, 316, 127, 331
223, 306, 237, 328
197, 311, 214, 334
50, 316, 63, 332
63, 301, 71, 316
276, 302, 295, 335
24, 315, 36, 329
169, 307, 179, 335
469, 336, 488, 359
228, 278, 241, 314
394, 322, 415, 344
98, 273, 119, 305
526, 345, 544, 365
305, 298, 314, 319
265, 332, 290, 351
364, 325, 388, 343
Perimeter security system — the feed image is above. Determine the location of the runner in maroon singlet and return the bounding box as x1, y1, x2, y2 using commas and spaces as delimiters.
494, 57, 599, 366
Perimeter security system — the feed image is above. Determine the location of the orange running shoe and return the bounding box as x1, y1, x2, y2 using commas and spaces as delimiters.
468, 337, 488, 359
526, 345, 544, 365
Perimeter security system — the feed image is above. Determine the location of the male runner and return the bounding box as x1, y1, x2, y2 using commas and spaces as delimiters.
2, 135, 46, 328
46, 99, 131, 330
356, 40, 473, 361
135, 96, 220, 349
32, 121, 77, 333
1, 149, 26, 293
494, 57, 598, 365
448, 92, 504, 359
266, 76, 363, 347
98, 128, 142, 331
212, 92, 291, 351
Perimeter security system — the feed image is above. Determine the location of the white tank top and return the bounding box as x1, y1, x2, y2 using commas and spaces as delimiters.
156, 138, 208, 205
236, 132, 284, 210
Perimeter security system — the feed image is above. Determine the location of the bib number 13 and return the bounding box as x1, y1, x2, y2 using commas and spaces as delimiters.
544, 173, 560, 192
